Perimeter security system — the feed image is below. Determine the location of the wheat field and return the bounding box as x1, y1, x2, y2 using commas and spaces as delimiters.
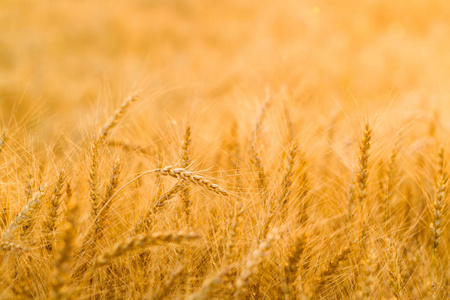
0, 0, 449, 299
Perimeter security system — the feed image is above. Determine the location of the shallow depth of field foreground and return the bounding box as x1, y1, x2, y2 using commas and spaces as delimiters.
0, 1, 450, 299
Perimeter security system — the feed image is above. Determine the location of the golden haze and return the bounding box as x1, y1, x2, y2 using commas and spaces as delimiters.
0, 0, 449, 299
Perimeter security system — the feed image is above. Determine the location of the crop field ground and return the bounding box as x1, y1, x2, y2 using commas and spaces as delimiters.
0, 0, 449, 299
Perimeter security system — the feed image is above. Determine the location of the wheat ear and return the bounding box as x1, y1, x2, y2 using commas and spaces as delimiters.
297, 152, 310, 225
311, 245, 352, 296
0, 241, 29, 252
235, 233, 276, 298
279, 141, 297, 218
250, 143, 268, 204
94, 158, 121, 241
132, 182, 183, 234
89, 92, 140, 219
0, 128, 7, 154
387, 240, 402, 299
229, 121, 242, 192
65, 182, 73, 205
107, 139, 152, 155
89, 141, 101, 219
94, 232, 200, 267
45, 169, 66, 251
259, 143, 297, 239
258, 201, 278, 242
156, 166, 229, 196
180, 125, 192, 227
51, 200, 78, 300
152, 265, 185, 300
431, 147, 446, 251
222, 202, 244, 299
97, 93, 140, 144
187, 265, 235, 300
1, 184, 46, 242
249, 98, 271, 205
283, 232, 308, 299
356, 123, 372, 241
429, 147, 447, 299
251, 95, 271, 142
381, 146, 398, 222
224, 202, 244, 265
357, 123, 372, 206
346, 174, 356, 238
358, 247, 377, 299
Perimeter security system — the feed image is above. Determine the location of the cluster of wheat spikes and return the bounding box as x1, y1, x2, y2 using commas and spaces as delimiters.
0, 94, 449, 300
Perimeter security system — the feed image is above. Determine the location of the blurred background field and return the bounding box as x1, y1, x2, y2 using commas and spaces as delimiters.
1, 0, 450, 134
